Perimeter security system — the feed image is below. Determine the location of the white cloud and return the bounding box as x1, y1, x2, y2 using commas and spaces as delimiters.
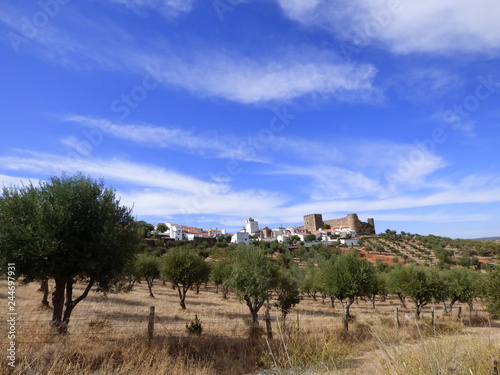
62, 115, 271, 163
275, 0, 500, 54
373, 212, 489, 223
272, 165, 383, 200
145, 49, 379, 104
106, 0, 195, 18
0, 4, 380, 105
0, 174, 41, 189
0, 151, 223, 195
1, 151, 500, 228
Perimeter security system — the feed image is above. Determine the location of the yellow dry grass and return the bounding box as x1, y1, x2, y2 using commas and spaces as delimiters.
0, 279, 499, 375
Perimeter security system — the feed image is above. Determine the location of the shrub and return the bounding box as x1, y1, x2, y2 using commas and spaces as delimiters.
185, 315, 203, 335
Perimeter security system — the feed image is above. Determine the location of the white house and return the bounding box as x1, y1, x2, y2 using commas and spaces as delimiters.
164, 223, 184, 241
272, 225, 291, 238
340, 238, 359, 247
277, 234, 293, 243
231, 231, 251, 245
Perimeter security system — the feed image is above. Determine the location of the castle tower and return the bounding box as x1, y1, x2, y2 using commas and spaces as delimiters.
303, 214, 323, 232
245, 218, 259, 234
346, 213, 362, 234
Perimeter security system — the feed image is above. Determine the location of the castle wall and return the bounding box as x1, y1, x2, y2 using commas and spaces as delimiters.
324, 214, 361, 233
304, 213, 375, 234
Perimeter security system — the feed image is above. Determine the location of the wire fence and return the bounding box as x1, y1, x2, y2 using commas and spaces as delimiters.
8, 308, 271, 344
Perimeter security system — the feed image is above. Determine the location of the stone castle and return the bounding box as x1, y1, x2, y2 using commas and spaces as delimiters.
303, 213, 375, 235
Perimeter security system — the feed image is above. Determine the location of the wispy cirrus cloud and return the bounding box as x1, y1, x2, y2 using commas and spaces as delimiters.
1, 150, 500, 228
0, 3, 380, 105
142, 48, 380, 104
61, 115, 449, 199
275, 0, 500, 54
105, 0, 196, 18
61, 115, 270, 163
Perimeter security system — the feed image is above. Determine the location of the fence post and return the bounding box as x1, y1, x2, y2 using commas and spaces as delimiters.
148, 306, 155, 344
458, 306, 462, 322
264, 309, 273, 339
494, 359, 498, 375
343, 307, 349, 331
431, 307, 435, 329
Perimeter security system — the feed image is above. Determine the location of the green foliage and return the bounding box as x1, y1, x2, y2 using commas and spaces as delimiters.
227, 244, 279, 323
135, 220, 154, 238
160, 247, 211, 309
274, 267, 301, 318
156, 223, 167, 232
210, 260, 233, 298
135, 254, 160, 297
484, 267, 500, 317
304, 234, 317, 242
320, 251, 376, 317
444, 267, 481, 311
299, 261, 321, 299
185, 315, 203, 335
0, 173, 140, 332
387, 264, 442, 318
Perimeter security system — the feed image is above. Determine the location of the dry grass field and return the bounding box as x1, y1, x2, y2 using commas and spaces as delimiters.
1, 278, 499, 374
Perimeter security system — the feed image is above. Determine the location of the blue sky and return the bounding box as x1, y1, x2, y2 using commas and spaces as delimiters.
1, 0, 500, 238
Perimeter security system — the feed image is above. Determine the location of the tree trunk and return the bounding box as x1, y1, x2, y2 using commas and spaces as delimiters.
345, 298, 354, 319
449, 298, 458, 314
177, 285, 187, 309
468, 303, 474, 322
244, 296, 264, 324
51, 277, 66, 327
442, 301, 449, 315
398, 294, 407, 308
40, 278, 49, 307
51, 277, 94, 333
415, 301, 426, 319
147, 279, 154, 298
61, 278, 95, 334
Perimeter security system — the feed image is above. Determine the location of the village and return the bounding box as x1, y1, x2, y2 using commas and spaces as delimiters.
156, 213, 376, 247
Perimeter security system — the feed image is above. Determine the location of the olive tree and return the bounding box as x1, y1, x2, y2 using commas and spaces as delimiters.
0, 173, 140, 333
135, 254, 161, 297
274, 266, 301, 318
388, 264, 441, 319
160, 247, 211, 309
320, 251, 376, 324
227, 245, 279, 323
210, 260, 233, 298
484, 267, 500, 318
445, 267, 480, 314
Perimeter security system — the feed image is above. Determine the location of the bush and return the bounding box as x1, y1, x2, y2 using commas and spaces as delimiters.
185, 315, 203, 335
